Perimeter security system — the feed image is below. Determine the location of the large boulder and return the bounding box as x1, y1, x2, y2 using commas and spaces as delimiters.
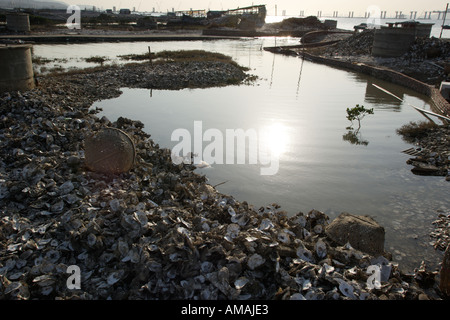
325, 212, 385, 255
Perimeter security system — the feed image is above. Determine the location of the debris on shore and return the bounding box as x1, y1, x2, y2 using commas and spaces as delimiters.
265, 29, 449, 86
315, 30, 450, 86
260, 16, 331, 34
0, 57, 447, 300
321, 30, 374, 56
397, 121, 450, 179
431, 213, 450, 252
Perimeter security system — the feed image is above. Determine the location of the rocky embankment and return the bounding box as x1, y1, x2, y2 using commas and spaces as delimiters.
50, 59, 249, 90
316, 30, 450, 87
399, 124, 450, 179
0, 59, 447, 300
259, 16, 332, 34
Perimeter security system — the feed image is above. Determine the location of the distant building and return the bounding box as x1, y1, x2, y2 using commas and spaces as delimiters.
105, 9, 113, 14
119, 9, 131, 15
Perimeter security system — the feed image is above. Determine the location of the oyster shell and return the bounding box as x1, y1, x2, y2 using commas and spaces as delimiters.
247, 254, 265, 270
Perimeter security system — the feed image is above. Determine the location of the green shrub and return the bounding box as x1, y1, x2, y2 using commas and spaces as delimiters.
346, 104, 374, 132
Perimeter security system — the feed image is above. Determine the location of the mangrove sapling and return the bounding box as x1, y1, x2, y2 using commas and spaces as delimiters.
346, 104, 374, 133
343, 104, 374, 146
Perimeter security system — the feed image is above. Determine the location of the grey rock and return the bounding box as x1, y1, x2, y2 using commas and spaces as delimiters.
325, 212, 385, 255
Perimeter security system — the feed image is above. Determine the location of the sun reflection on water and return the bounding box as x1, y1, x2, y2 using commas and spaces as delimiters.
261, 122, 290, 158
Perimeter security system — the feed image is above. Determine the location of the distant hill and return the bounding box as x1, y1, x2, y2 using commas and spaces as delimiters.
0, 0, 69, 9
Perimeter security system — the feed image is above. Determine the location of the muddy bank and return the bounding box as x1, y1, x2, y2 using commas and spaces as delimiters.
0, 58, 447, 300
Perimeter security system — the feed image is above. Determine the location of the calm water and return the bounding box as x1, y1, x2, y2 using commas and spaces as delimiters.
34, 38, 448, 272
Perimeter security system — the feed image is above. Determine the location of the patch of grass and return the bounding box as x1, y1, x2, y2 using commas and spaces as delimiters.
155, 50, 228, 62
396, 121, 438, 141
47, 65, 65, 74
54, 58, 69, 63
32, 56, 68, 65
120, 50, 232, 62
32, 56, 52, 65
118, 50, 249, 71
161, 50, 250, 71
44, 65, 112, 77
84, 56, 108, 65
118, 53, 155, 61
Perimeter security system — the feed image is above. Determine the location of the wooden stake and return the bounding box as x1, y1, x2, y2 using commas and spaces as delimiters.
148, 46, 153, 66
440, 3, 449, 39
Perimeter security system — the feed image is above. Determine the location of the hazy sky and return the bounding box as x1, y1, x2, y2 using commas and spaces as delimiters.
76, 0, 448, 16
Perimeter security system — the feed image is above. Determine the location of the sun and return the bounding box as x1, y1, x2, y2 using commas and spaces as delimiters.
261, 122, 290, 158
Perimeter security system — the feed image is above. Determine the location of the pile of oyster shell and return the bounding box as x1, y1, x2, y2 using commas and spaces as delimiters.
431, 214, 450, 252
323, 30, 375, 56
404, 125, 450, 180
319, 31, 450, 86
0, 70, 445, 300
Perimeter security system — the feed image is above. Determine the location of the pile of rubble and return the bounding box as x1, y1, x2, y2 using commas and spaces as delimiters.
318, 31, 450, 86
404, 37, 450, 62
323, 30, 375, 56
398, 123, 450, 179
431, 213, 450, 252
260, 16, 329, 34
